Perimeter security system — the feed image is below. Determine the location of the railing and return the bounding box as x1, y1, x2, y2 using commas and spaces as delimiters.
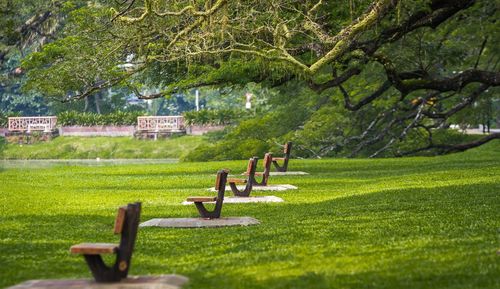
136, 116, 185, 132
8, 116, 57, 132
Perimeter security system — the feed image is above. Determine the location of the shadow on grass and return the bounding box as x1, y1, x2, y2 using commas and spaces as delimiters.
296, 157, 500, 179
138, 183, 499, 289
0, 213, 123, 287
66, 155, 499, 193
1, 183, 498, 289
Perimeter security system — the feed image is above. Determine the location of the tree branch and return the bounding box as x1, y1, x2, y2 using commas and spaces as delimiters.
423, 84, 489, 119
400, 133, 500, 155
308, 0, 398, 74
339, 80, 392, 111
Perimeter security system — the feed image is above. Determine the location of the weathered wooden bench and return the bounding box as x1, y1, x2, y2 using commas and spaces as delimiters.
227, 157, 257, 197
272, 141, 292, 172
186, 170, 228, 218
70, 203, 141, 283
244, 153, 272, 186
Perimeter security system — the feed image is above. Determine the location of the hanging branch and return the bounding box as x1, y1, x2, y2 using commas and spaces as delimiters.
399, 133, 500, 155
114, 0, 228, 23
423, 84, 489, 119
339, 80, 392, 111
369, 103, 425, 157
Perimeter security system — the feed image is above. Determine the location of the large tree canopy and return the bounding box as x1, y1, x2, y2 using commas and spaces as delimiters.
22, 0, 500, 157
0, 0, 93, 115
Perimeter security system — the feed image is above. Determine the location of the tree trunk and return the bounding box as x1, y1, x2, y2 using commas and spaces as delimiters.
95, 94, 101, 114
84, 96, 89, 112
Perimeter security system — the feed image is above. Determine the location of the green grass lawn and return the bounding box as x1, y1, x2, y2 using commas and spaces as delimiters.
0, 141, 499, 289
0, 135, 205, 159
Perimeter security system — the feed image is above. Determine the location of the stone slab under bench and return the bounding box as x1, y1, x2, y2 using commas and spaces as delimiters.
209, 184, 297, 192
182, 195, 284, 205
140, 217, 260, 228
239, 171, 309, 176
269, 171, 309, 176
7, 275, 188, 289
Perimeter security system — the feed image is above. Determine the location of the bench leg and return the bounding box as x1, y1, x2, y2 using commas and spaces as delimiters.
250, 175, 268, 186
194, 202, 221, 219
272, 160, 288, 172
83, 254, 122, 283
229, 182, 252, 197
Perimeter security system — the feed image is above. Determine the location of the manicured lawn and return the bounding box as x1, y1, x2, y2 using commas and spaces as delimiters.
0, 135, 205, 159
0, 141, 499, 289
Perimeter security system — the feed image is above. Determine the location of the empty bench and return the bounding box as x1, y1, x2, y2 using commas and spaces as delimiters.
244, 153, 272, 186
227, 157, 257, 197
70, 203, 141, 282
187, 170, 229, 219
272, 141, 292, 172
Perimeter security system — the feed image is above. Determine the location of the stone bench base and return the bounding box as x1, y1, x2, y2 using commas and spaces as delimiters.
240, 171, 308, 176
269, 171, 309, 176
182, 196, 284, 205
7, 275, 188, 289
140, 217, 260, 228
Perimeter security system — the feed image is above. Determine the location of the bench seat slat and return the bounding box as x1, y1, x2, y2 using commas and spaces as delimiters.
243, 172, 264, 176
227, 178, 247, 184
272, 157, 286, 161
187, 196, 217, 202
70, 243, 118, 255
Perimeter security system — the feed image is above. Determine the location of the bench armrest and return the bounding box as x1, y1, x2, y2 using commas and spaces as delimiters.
227, 178, 247, 184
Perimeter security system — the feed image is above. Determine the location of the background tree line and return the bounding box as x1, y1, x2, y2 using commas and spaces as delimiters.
1, 0, 499, 159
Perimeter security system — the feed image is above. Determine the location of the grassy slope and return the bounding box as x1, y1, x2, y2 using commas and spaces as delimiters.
0, 135, 205, 159
0, 141, 499, 289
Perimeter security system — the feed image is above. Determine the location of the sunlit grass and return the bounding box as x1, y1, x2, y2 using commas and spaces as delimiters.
0, 141, 499, 288
0, 135, 205, 159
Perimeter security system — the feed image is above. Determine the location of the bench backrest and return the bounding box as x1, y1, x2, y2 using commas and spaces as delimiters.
263, 153, 272, 172
246, 158, 253, 174
284, 141, 292, 155
116, 202, 141, 279
245, 157, 258, 176
215, 169, 230, 190
113, 206, 127, 234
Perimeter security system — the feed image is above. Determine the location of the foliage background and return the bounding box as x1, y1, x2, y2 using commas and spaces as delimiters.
1, 0, 499, 160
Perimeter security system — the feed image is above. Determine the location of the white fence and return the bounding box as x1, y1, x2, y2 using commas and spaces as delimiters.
5, 116, 186, 135
8, 116, 57, 132
136, 116, 185, 132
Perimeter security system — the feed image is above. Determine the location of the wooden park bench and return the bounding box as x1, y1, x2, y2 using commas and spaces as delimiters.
272, 141, 292, 172
186, 170, 229, 219
70, 203, 141, 282
227, 157, 257, 197
244, 153, 272, 186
